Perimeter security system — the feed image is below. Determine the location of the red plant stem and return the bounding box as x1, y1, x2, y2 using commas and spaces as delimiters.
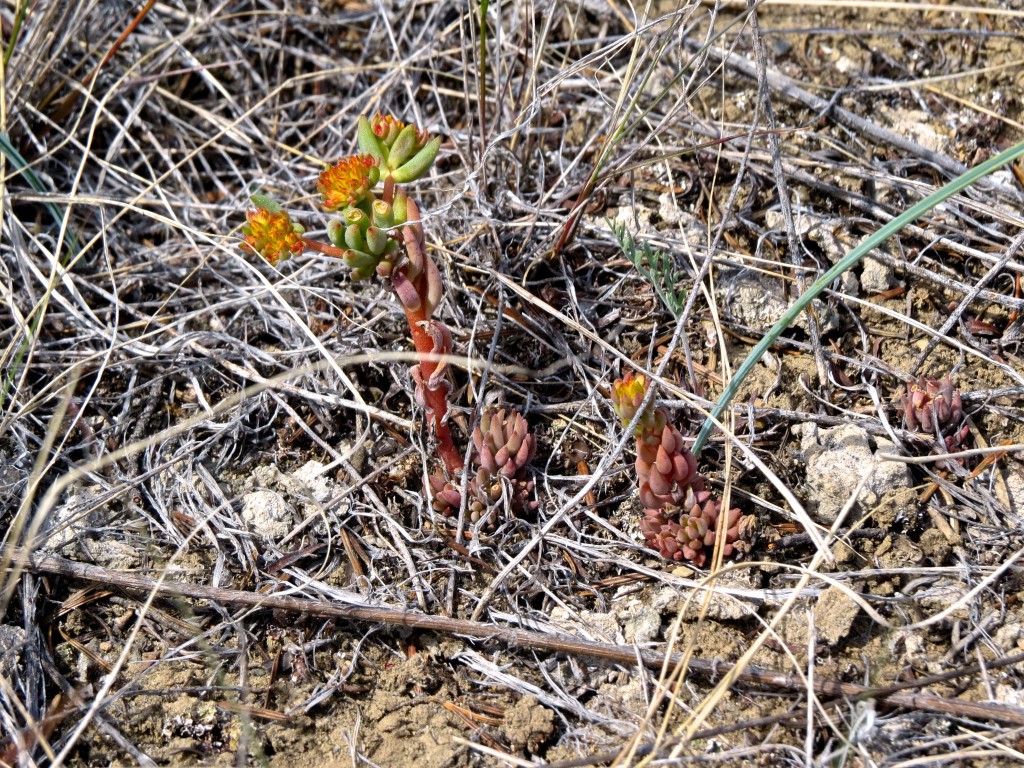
299, 207, 462, 473
404, 303, 463, 473
301, 237, 348, 259
300, 221, 463, 473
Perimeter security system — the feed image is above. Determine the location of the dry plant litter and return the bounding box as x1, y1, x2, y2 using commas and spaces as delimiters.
2, 0, 1024, 766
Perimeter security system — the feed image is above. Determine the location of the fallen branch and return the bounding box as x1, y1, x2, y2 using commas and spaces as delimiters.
8, 547, 1024, 728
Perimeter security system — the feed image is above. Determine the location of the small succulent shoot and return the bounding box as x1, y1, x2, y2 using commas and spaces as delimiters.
899, 374, 970, 458
358, 113, 442, 184
325, 206, 401, 281
242, 196, 306, 267
430, 407, 538, 529
475, 407, 537, 479
610, 372, 756, 565
901, 375, 963, 435
610, 371, 667, 437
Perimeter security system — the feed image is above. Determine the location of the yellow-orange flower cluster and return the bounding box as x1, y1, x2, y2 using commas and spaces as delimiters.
610, 371, 651, 430
242, 206, 304, 266
318, 154, 379, 212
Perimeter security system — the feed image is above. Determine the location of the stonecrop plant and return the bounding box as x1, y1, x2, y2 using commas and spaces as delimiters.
898, 374, 970, 467
242, 113, 537, 527
429, 406, 539, 529
611, 372, 757, 566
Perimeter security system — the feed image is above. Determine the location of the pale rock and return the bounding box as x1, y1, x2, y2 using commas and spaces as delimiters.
659, 568, 759, 622
614, 597, 661, 644
994, 684, 1024, 707
860, 256, 894, 294
548, 606, 623, 645
721, 269, 841, 335
798, 423, 913, 524
993, 621, 1024, 653
85, 539, 141, 570
914, 576, 970, 622
881, 106, 951, 154
240, 489, 293, 541
283, 460, 333, 503
1005, 469, 1024, 518
814, 584, 863, 647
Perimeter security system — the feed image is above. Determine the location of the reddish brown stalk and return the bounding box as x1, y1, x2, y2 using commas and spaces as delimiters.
12, 547, 1024, 731
300, 236, 348, 259
404, 301, 463, 473
304, 229, 462, 472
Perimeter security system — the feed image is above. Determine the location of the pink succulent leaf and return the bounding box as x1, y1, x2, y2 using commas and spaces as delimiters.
490, 412, 505, 446
654, 446, 673, 476
479, 445, 498, 475
646, 472, 671, 497
391, 271, 421, 312
494, 446, 510, 470
514, 438, 533, 468
635, 457, 652, 479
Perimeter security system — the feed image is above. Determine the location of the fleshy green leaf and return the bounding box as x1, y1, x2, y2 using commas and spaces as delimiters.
357, 115, 386, 163
390, 136, 441, 183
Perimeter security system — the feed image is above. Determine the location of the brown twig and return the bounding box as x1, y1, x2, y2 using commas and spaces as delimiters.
9, 547, 1024, 728
47, 0, 157, 120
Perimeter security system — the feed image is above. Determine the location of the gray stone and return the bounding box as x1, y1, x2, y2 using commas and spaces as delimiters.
240, 490, 293, 540
721, 269, 842, 335
814, 585, 862, 647
798, 423, 913, 524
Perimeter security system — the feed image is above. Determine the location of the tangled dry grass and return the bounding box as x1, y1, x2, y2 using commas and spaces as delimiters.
2, 0, 1024, 765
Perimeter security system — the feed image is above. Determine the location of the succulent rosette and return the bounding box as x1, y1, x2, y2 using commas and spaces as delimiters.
901, 375, 964, 435
898, 373, 971, 465
475, 407, 537, 479
639, 490, 755, 566
358, 113, 442, 184
429, 407, 538, 529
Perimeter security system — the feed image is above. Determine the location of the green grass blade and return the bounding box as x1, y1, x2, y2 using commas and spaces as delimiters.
0, 132, 79, 256
2, 0, 29, 68
0, 132, 81, 414
692, 139, 1024, 455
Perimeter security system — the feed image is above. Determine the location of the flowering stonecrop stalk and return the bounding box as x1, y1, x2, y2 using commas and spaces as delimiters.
241, 113, 463, 475
610, 372, 756, 565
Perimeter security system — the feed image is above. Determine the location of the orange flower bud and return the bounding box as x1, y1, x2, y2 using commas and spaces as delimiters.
318, 154, 379, 212
610, 372, 649, 428
241, 203, 304, 266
